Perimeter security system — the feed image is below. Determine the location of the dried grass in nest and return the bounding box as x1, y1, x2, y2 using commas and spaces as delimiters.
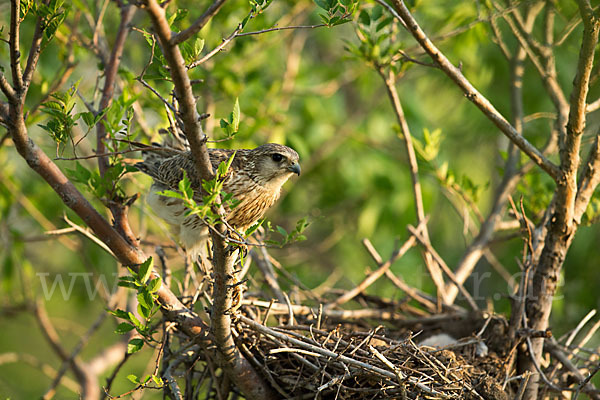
233, 303, 509, 400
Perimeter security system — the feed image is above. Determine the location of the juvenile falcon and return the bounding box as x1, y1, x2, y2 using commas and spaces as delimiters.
136, 143, 300, 258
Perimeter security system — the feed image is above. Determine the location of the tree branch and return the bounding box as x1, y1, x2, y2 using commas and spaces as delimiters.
35, 299, 98, 400
143, 1, 275, 398
9, 0, 24, 92
22, 10, 47, 92
144, 0, 214, 181
170, 0, 227, 45
388, 0, 561, 181
445, 3, 540, 303
96, 4, 136, 176
522, 2, 599, 398
376, 66, 447, 303
0, 72, 17, 102
575, 135, 600, 222
327, 234, 416, 308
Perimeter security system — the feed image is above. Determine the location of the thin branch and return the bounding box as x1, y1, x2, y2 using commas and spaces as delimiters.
96, 4, 136, 176
9, 0, 24, 92
251, 247, 287, 304
575, 135, 600, 221
187, 21, 333, 69
144, 0, 214, 181
22, 11, 47, 91
361, 238, 440, 312
327, 235, 416, 308
0, 353, 80, 394
444, 2, 537, 299
35, 299, 98, 400
188, 24, 243, 69
586, 98, 600, 113
170, 0, 227, 45
63, 215, 116, 257
376, 65, 446, 302
0, 72, 17, 102
236, 23, 327, 37
407, 225, 479, 311
388, 0, 561, 182
136, 77, 179, 115
498, 3, 569, 134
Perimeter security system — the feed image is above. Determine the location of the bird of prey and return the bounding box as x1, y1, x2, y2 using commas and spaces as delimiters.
136, 143, 300, 259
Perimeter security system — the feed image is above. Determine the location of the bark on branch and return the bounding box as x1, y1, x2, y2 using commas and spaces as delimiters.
143, 1, 275, 398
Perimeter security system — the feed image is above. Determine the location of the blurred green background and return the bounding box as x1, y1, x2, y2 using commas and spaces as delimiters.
1, 0, 599, 398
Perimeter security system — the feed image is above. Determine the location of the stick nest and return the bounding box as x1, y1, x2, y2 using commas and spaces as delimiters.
233, 299, 510, 399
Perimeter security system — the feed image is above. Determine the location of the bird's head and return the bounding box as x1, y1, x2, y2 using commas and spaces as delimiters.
249, 143, 300, 188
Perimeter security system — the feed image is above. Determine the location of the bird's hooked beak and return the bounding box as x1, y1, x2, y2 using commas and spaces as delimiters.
288, 162, 301, 176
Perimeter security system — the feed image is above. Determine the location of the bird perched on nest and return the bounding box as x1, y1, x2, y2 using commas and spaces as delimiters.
136, 141, 300, 259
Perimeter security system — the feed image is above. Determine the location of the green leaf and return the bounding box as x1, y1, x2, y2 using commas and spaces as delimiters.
117, 276, 139, 289
314, 0, 330, 10
108, 308, 131, 321
358, 10, 370, 26
178, 170, 192, 198
115, 322, 135, 334
245, 219, 265, 236
231, 97, 240, 131
276, 226, 287, 237
80, 111, 95, 128
137, 291, 155, 319
127, 338, 144, 354
147, 277, 161, 293
128, 312, 143, 330
318, 13, 330, 25
218, 151, 237, 178
127, 374, 139, 384
152, 375, 164, 386
194, 37, 205, 57
138, 257, 153, 284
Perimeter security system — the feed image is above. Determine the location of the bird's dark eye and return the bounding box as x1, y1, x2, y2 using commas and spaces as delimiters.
271, 153, 284, 162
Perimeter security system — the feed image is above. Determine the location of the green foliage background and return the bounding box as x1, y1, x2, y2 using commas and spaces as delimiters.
1, 0, 599, 398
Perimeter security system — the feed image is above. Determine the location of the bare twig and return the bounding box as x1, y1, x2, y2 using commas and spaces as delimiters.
388, 0, 561, 181
236, 23, 327, 37
9, 0, 24, 91
171, 0, 227, 45
376, 65, 446, 303
35, 299, 98, 400
96, 4, 136, 177
407, 225, 479, 311
187, 24, 243, 69
327, 235, 416, 308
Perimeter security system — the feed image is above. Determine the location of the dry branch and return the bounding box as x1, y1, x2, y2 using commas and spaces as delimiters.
388, 0, 561, 181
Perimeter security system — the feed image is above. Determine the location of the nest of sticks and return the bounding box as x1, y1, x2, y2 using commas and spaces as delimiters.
163, 247, 600, 399
231, 297, 511, 400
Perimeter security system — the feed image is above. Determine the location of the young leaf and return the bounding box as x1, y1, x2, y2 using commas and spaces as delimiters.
127, 338, 144, 354
138, 257, 153, 284
276, 226, 287, 237
115, 322, 135, 334
147, 277, 162, 293
231, 98, 240, 131
108, 308, 131, 321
